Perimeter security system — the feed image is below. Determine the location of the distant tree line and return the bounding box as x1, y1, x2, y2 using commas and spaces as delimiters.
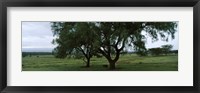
136, 44, 178, 56
22, 52, 53, 57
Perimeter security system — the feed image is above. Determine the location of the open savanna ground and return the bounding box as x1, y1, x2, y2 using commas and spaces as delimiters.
22, 54, 178, 71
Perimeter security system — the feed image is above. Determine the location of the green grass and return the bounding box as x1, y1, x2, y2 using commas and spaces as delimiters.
22, 54, 178, 71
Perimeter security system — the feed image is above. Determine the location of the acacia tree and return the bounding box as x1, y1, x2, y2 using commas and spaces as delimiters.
51, 22, 177, 70
51, 22, 96, 67
92, 22, 177, 69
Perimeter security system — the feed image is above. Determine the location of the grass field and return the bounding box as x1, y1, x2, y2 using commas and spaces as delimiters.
22, 54, 178, 71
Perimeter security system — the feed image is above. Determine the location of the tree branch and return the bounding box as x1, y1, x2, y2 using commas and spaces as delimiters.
113, 50, 120, 62
82, 58, 87, 64
119, 39, 126, 51
98, 48, 111, 60
77, 47, 88, 59
115, 36, 121, 48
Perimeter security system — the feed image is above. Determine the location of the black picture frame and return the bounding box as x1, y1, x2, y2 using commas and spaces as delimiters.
0, 0, 200, 93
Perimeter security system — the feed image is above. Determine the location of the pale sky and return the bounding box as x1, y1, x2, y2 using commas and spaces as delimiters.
22, 22, 178, 52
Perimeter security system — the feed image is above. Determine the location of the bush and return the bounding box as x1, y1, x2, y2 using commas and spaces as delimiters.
148, 48, 163, 56
136, 49, 148, 56
161, 44, 173, 55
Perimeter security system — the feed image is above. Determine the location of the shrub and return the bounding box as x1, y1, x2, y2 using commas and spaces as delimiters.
148, 48, 163, 56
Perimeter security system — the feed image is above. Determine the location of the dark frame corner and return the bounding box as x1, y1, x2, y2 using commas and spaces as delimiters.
0, 0, 200, 93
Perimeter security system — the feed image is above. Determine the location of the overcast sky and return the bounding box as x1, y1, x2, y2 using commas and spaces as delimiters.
22, 22, 178, 52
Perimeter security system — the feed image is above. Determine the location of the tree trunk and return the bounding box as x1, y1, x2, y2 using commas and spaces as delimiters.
109, 61, 116, 70
107, 51, 120, 70
99, 47, 121, 70
86, 58, 90, 67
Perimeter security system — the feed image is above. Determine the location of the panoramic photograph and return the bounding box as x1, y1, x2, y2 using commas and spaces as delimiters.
22, 22, 178, 71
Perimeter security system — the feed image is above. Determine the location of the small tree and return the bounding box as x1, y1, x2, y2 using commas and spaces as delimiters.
161, 44, 173, 55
